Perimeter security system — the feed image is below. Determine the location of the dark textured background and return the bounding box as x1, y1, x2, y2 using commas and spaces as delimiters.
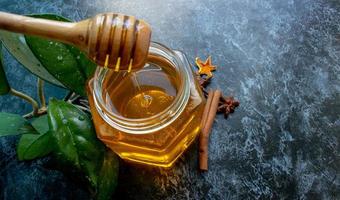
0, 0, 340, 199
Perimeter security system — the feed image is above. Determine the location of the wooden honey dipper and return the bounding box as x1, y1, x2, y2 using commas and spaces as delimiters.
0, 12, 152, 71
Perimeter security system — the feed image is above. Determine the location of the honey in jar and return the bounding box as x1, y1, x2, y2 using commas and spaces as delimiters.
87, 42, 205, 167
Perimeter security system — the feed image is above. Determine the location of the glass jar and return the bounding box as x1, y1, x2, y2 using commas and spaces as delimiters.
87, 42, 205, 167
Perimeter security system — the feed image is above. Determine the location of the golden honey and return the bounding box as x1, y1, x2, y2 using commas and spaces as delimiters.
87, 43, 205, 167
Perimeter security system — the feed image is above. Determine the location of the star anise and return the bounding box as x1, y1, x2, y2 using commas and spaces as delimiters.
217, 96, 239, 118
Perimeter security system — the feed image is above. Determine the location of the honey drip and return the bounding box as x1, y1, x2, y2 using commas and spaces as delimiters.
131, 74, 152, 111
103, 59, 178, 119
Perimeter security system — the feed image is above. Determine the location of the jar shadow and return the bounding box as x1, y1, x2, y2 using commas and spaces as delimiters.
113, 139, 203, 198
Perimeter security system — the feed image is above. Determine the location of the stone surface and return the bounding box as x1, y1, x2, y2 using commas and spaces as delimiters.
0, 0, 340, 199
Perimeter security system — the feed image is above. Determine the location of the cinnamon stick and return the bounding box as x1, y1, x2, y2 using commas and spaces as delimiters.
200, 90, 214, 127
199, 89, 222, 171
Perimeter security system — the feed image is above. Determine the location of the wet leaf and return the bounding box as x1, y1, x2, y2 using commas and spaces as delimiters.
66, 43, 96, 78
0, 31, 64, 87
96, 151, 119, 200
25, 14, 96, 96
0, 42, 10, 95
17, 130, 53, 160
0, 113, 28, 137
47, 99, 105, 187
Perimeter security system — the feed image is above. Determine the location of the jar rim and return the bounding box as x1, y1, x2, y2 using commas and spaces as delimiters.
93, 42, 191, 134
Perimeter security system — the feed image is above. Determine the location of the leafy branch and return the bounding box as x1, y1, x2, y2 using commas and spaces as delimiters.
0, 14, 119, 200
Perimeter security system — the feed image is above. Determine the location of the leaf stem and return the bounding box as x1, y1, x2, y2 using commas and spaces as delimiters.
9, 88, 39, 117
23, 107, 47, 119
37, 78, 46, 108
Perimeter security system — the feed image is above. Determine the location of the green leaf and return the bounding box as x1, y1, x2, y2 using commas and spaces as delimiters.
47, 99, 105, 187
0, 113, 28, 136
24, 14, 96, 96
16, 115, 54, 160
17, 114, 49, 136
96, 151, 119, 200
66, 45, 96, 78
17, 130, 53, 160
31, 114, 49, 134
0, 42, 10, 95
0, 31, 64, 87
18, 123, 38, 135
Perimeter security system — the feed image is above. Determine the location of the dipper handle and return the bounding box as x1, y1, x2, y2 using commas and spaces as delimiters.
0, 12, 151, 71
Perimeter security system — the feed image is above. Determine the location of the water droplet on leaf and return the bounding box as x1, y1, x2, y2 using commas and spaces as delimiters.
78, 116, 85, 121
18, 36, 26, 44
